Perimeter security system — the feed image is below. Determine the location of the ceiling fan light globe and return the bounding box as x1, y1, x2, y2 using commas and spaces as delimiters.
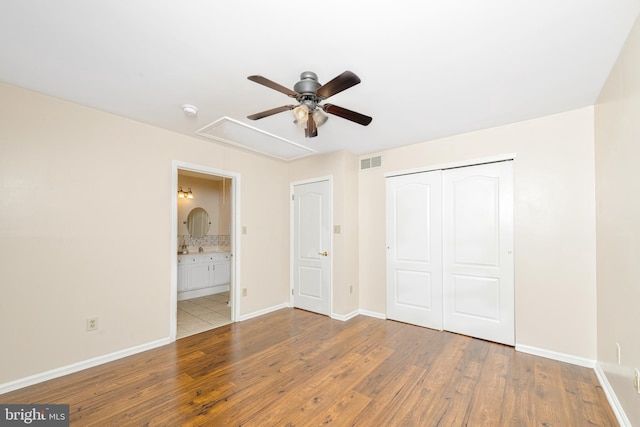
292, 104, 309, 123
313, 110, 328, 127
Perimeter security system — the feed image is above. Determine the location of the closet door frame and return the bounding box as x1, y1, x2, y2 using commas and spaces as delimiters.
384, 154, 517, 179
384, 153, 516, 344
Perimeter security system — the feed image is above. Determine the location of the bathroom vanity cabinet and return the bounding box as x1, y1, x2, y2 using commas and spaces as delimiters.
177, 252, 230, 300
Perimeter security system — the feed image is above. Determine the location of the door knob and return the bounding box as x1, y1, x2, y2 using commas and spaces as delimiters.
318, 251, 328, 257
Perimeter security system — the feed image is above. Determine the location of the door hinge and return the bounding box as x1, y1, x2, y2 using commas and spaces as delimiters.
291, 194, 294, 201
291, 289, 294, 295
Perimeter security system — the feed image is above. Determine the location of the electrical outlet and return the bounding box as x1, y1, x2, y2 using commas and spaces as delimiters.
634, 368, 640, 394
242, 288, 247, 297
86, 317, 98, 332
616, 343, 621, 365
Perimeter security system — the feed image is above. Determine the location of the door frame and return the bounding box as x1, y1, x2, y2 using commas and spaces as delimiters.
289, 176, 333, 315
170, 160, 241, 342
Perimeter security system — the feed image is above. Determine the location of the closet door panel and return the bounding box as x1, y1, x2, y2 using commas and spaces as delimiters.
443, 161, 514, 345
386, 171, 443, 329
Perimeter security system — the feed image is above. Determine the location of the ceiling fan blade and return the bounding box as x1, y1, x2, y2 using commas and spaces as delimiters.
247, 105, 295, 120
247, 75, 298, 98
316, 71, 361, 99
306, 113, 318, 138
322, 104, 372, 126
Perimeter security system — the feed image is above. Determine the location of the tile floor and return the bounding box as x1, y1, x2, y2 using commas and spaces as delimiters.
177, 291, 231, 339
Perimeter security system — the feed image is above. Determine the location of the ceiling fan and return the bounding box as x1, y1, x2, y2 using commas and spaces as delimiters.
246, 71, 372, 138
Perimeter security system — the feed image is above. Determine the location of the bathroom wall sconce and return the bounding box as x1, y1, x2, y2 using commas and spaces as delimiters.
178, 187, 193, 199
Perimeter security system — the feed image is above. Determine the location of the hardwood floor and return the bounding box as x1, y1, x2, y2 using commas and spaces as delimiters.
2, 309, 618, 426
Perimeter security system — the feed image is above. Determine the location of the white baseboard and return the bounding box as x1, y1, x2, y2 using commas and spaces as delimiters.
515, 344, 595, 368
178, 285, 229, 301
358, 309, 386, 320
0, 338, 170, 395
331, 310, 359, 321
237, 302, 291, 321
594, 363, 632, 427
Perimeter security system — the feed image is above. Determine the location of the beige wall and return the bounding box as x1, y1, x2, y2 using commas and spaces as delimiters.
288, 151, 359, 316
595, 14, 640, 426
358, 107, 598, 359
0, 82, 290, 384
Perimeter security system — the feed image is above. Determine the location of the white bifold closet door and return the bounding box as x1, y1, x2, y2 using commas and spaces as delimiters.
386, 161, 514, 345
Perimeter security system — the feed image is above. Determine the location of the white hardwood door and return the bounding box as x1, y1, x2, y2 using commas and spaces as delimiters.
293, 179, 331, 315
442, 161, 514, 345
386, 171, 443, 329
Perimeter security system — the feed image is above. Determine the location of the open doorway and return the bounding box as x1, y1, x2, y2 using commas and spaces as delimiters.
171, 161, 240, 341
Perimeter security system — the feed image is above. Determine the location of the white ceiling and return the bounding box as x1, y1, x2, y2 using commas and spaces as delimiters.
1, 1, 638, 159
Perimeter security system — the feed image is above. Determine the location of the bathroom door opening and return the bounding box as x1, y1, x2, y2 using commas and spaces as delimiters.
171, 161, 240, 341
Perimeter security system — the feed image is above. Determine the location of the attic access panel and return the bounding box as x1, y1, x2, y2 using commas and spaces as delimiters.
196, 116, 316, 161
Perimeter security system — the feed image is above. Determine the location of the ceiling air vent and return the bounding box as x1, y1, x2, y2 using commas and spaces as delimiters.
360, 155, 382, 170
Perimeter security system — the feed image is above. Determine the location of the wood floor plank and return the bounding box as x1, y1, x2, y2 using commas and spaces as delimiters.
1, 308, 619, 426
576, 377, 620, 425
403, 340, 470, 425
362, 364, 430, 425
304, 390, 372, 426
462, 344, 510, 426
248, 347, 393, 426
534, 358, 574, 426
202, 320, 388, 425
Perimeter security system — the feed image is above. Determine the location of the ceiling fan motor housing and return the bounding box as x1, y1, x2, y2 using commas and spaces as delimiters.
294, 72, 321, 96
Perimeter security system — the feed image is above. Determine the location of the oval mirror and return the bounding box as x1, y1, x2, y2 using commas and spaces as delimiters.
187, 207, 211, 238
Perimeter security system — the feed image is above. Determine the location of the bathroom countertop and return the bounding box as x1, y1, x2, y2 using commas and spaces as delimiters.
178, 249, 230, 256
